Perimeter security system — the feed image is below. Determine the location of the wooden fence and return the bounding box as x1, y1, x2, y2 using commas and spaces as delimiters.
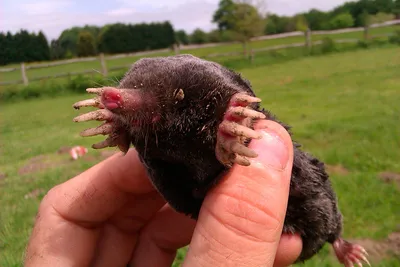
0, 19, 399, 87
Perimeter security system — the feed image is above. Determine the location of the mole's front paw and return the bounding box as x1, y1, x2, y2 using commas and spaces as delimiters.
72, 87, 131, 153
215, 93, 266, 167
333, 238, 370, 267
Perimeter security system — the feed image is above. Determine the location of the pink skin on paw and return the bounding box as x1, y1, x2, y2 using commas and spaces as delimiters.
333, 238, 369, 266
215, 93, 265, 167
219, 98, 253, 136
219, 104, 240, 138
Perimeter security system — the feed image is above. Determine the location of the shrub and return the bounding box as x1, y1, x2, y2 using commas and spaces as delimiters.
357, 40, 370, 49
389, 30, 400, 45
329, 12, 354, 30
320, 37, 336, 54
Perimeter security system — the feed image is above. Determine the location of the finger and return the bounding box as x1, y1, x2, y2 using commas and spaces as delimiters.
24, 149, 164, 267
273, 234, 303, 267
183, 119, 295, 267
90, 193, 166, 267
129, 205, 196, 267
51, 149, 156, 224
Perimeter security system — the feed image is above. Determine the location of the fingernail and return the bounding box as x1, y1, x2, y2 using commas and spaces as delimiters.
249, 128, 289, 170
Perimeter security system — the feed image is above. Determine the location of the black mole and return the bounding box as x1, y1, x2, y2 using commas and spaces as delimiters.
72, 54, 369, 266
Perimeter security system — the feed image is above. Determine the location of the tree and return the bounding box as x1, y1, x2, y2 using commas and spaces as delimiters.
0, 33, 7, 65
369, 12, 395, 23
58, 27, 83, 57
4, 32, 16, 64
303, 9, 329, 30
373, 0, 395, 14
50, 39, 65, 60
98, 22, 176, 54
36, 31, 51, 61
329, 12, 355, 29
212, 0, 236, 31
295, 15, 309, 32
175, 30, 189, 45
208, 29, 223, 43
190, 28, 209, 44
77, 31, 96, 57
395, 0, 400, 18
264, 14, 279, 34
229, 1, 264, 53
264, 14, 298, 34
57, 25, 101, 58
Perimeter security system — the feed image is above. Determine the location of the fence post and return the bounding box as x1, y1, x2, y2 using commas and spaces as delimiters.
174, 44, 180, 55
99, 53, 108, 76
305, 28, 312, 52
20, 62, 28, 86
363, 26, 369, 40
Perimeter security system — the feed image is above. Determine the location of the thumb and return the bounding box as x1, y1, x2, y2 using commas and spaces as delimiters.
183, 120, 294, 267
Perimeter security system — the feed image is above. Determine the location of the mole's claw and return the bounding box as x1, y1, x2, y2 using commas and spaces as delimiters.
230, 142, 258, 158
73, 98, 100, 109
73, 109, 113, 123
233, 155, 251, 166
80, 123, 113, 137
231, 93, 262, 106
86, 87, 106, 95
227, 106, 266, 120
360, 255, 370, 266
357, 246, 369, 257
92, 136, 117, 149
215, 92, 265, 168
219, 121, 262, 139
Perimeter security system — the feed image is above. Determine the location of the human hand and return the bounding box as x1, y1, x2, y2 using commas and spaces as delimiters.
24, 119, 302, 267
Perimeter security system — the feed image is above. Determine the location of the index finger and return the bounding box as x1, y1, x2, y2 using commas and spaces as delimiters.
50, 148, 155, 224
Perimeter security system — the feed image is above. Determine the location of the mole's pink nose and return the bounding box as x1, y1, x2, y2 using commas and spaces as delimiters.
102, 88, 123, 110
100, 87, 144, 112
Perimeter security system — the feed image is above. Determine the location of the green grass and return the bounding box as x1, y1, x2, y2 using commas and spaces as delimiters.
0, 25, 398, 85
1, 46, 399, 266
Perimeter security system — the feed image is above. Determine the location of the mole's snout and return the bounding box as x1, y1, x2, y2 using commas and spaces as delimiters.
102, 88, 123, 110
100, 87, 143, 112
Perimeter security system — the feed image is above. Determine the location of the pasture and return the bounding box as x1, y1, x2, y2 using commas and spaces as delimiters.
0, 46, 399, 266
0, 24, 397, 86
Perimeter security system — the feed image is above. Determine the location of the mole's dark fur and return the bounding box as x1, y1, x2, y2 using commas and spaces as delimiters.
73, 54, 368, 265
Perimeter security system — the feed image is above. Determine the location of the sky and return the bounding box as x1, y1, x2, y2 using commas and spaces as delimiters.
0, 0, 351, 41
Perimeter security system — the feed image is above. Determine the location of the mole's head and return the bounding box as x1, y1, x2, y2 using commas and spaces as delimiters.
93, 82, 186, 131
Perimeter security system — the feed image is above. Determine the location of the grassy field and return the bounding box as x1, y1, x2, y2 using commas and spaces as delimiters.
0, 25, 398, 85
1, 46, 400, 266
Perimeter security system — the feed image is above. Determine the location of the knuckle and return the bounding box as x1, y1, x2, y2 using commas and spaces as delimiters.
39, 185, 60, 208
205, 183, 283, 243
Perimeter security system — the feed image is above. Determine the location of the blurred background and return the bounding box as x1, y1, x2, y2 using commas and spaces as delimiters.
1, 0, 399, 266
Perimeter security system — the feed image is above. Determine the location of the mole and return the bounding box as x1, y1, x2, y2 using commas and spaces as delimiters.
72, 54, 369, 266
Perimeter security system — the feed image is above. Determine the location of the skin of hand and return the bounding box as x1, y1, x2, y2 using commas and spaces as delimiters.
24, 119, 302, 267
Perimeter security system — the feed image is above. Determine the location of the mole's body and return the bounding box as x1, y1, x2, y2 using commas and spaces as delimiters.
73, 54, 369, 266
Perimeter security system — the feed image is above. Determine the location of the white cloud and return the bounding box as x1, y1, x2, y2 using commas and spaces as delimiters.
106, 7, 136, 16
265, 0, 351, 16
116, 0, 193, 9
19, 0, 73, 15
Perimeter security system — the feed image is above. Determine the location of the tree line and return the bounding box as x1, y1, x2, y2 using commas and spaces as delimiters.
0, 30, 50, 65
1, 0, 399, 66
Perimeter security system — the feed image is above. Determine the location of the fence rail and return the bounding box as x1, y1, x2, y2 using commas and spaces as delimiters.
1, 19, 399, 86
